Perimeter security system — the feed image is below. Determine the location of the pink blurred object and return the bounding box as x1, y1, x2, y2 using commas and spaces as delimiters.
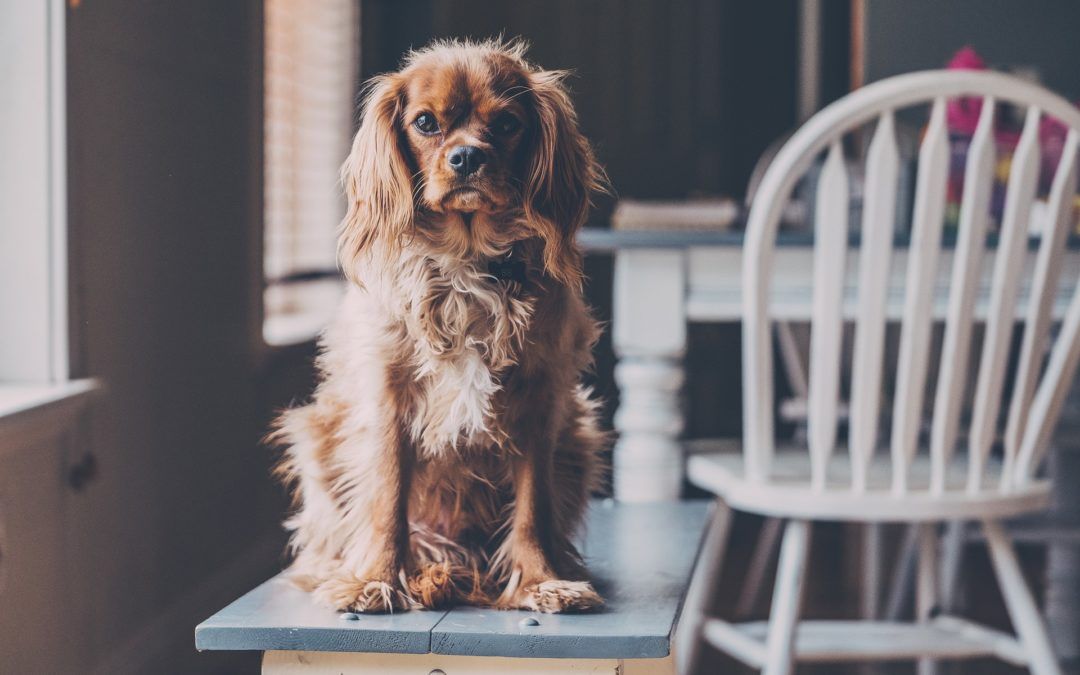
946, 46, 988, 134
948, 45, 987, 71
1041, 113, 1070, 146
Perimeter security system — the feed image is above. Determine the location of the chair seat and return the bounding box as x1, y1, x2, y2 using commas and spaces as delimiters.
686, 438, 1050, 522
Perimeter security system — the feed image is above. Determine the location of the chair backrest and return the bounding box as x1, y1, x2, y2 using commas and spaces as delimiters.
743, 70, 1080, 496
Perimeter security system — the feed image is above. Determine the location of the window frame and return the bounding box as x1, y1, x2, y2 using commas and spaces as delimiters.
0, 0, 69, 383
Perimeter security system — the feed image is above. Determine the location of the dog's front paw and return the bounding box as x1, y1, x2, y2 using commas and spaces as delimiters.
498, 578, 603, 613
315, 574, 415, 613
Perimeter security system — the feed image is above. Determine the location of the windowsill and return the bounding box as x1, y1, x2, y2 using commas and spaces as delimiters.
263, 277, 343, 348
263, 309, 333, 347
0, 378, 100, 450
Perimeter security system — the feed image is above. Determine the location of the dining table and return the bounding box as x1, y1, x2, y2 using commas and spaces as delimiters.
578, 226, 1080, 500
579, 224, 1080, 655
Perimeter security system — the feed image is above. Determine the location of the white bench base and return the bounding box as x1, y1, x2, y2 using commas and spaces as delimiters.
263, 649, 675, 674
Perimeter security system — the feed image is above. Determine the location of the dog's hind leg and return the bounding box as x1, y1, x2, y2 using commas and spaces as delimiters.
406, 526, 485, 608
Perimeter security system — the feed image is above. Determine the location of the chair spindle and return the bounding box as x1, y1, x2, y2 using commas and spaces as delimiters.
808, 142, 849, 490
849, 112, 899, 492
1011, 129, 1080, 486
891, 98, 949, 494
1002, 129, 1080, 489
928, 97, 997, 493
967, 106, 1042, 493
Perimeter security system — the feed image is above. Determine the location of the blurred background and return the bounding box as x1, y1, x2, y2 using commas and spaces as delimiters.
4, 1, 1080, 673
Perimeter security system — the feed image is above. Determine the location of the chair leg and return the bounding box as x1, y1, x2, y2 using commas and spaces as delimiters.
938, 520, 966, 613
736, 517, 784, 617
763, 519, 811, 675
861, 523, 883, 619
884, 524, 920, 621
916, 523, 939, 675
983, 519, 1062, 675
676, 500, 733, 675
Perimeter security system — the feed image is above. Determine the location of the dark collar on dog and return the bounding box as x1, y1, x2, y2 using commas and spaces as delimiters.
487, 251, 527, 284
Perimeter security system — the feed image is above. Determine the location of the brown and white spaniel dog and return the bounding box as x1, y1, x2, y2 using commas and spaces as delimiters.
272, 38, 608, 614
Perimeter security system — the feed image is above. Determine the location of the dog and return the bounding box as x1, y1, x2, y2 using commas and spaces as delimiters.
272, 38, 609, 614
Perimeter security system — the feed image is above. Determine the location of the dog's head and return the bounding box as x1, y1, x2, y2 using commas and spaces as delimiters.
339, 39, 604, 286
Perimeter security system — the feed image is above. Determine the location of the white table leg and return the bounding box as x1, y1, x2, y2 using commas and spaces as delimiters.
612, 248, 687, 502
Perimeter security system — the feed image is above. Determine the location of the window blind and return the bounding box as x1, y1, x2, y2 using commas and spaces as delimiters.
263, 0, 358, 344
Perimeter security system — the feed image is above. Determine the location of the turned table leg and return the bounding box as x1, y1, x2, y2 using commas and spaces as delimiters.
612, 248, 687, 502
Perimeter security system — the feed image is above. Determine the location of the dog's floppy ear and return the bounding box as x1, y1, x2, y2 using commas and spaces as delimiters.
338, 74, 413, 282
523, 70, 605, 289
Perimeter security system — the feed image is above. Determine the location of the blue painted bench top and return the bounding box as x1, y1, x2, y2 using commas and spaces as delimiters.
196, 499, 711, 659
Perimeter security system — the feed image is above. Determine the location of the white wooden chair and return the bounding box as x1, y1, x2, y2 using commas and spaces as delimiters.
678, 70, 1080, 675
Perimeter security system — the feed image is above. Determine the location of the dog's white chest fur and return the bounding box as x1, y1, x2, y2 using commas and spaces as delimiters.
411, 347, 500, 454
395, 261, 534, 456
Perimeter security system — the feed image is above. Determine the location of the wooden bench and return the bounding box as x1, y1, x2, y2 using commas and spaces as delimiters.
196, 500, 711, 674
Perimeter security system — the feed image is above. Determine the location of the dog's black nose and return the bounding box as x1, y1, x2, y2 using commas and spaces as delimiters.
447, 145, 486, 176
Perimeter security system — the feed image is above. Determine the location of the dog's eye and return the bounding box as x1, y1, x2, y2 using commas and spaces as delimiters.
413, 113, 440, 135
492, 112, 521, 136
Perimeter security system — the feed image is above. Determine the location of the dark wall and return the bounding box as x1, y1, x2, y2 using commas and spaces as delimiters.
66, 2, 284, 671
361, 0, 801, 440
864, 0, 1080, 98
362, 0, 800, 213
